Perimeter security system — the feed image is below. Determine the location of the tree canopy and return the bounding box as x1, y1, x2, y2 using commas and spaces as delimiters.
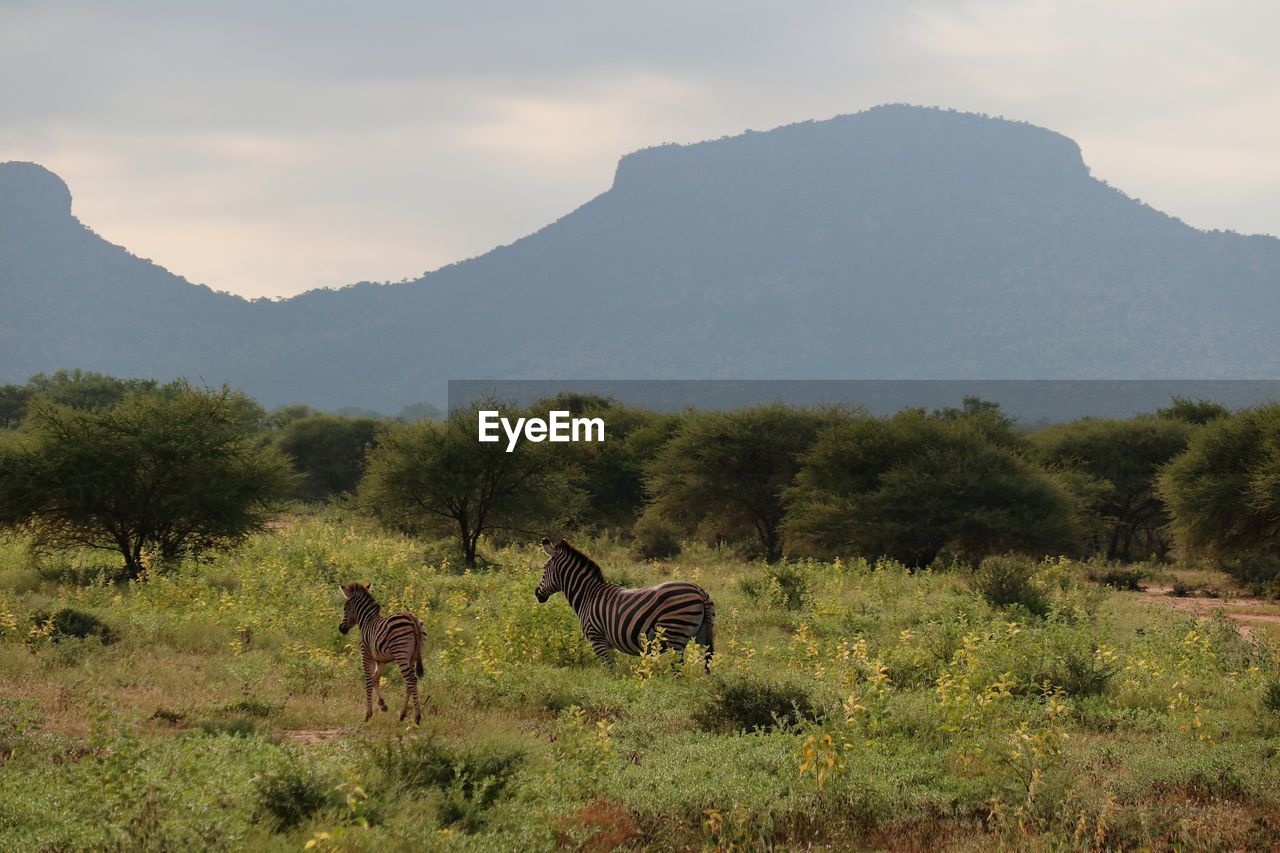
276, 413, 383, 501
0, 384, 295, 576
784, 411, 1079, 565
358, 405, 583, 565
1158, 405, 1280, 563
1031, 417, 1192, 561
644, 404, 843, 561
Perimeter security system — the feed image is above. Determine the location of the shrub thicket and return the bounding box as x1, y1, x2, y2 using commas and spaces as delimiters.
785, 410, 1079, 565
255, 760, 329, 829
29, 607, 116, 644
693, 673, 820, 733
967, 554, 1051, 616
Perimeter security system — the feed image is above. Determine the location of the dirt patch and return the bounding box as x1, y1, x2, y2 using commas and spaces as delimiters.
287, 728, 344, 744
1135, 586, 1280, 638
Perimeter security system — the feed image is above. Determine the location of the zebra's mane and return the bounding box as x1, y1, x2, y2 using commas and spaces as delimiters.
559, 540, 605, 582
343, 583, 381, 610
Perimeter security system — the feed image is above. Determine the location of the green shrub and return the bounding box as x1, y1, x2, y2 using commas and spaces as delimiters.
1085, 564, 1147, 591
29, 607, 116, 644
1039, 632, 1122, 697
738, 563, 809, 610
1263, 680, 1280, 715
968, 555, 1050, 616
256, 759, 329, 829
1223, 559, 1280, 598
366, 734, 524, 832
693, 673, 820, 733
629, 514, 682, 561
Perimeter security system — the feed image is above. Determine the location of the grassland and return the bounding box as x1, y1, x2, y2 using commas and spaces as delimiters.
1, 509, 1279, 851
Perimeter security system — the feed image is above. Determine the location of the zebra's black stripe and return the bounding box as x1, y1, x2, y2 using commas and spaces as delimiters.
339, 583, 426, 724
534, 538, 715, 671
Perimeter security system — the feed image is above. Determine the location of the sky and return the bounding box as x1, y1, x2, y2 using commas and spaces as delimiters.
2, 0, 1278, 299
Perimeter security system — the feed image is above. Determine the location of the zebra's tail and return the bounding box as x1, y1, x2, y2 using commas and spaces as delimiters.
415, 621, 425, 677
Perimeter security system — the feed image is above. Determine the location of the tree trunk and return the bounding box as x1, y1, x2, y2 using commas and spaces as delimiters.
121, 545, 144, 580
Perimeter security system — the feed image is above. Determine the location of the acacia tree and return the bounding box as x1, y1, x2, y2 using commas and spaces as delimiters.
1157, 405, 1280, 563
527, 393, 681, 531
784, 411, 1078, 565
644, 404, 843, 562
0, 385, 31, 429
276, 413, 383, 501
0, 385, 295, 577
1030, 417, 1192, 561
358, 405, 584, 565
1157, 396, 1230, 426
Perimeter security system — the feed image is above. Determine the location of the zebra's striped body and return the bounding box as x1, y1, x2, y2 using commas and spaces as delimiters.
535, 538, 715, 671
338, 583, 425, 724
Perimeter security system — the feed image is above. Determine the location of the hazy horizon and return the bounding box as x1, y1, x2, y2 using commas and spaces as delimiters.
3, 1, 1279, 299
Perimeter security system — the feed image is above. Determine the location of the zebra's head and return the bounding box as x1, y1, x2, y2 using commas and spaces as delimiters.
535, 538, 562, 602
338, 582, 373, 634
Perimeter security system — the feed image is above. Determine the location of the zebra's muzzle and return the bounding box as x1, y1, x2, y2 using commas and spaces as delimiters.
338, 623, 350, 634
535, 590, 549, 603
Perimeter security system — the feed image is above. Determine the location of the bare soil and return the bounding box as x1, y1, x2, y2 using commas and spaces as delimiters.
1136, 585, 1280, 638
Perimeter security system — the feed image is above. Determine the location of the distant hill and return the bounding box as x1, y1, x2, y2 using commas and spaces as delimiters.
4, 105, 1280, 410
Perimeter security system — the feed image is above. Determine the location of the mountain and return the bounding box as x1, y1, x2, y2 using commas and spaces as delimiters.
4, 105, 1280, 410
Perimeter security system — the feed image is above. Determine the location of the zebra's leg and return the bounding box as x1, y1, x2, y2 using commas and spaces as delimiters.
361, 651, 376, 722
695, 619, 714, 673
372, 662, 388, 712
587, 633, 616, 671
399, 662, 421, 725
665, 638, 690, 672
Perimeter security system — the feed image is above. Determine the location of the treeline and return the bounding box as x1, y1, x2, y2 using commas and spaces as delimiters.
2, 373, 1279, 585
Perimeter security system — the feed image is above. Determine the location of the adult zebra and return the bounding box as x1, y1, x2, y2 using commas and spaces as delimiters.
534, 538, 715, 671
338, 582, 426, 724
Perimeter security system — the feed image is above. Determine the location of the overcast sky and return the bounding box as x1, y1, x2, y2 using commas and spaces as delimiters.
3, 1, 1278, 299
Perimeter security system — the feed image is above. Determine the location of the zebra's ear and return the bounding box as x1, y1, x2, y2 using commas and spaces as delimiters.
339, 583, 352, 599
541, 538, 555, 556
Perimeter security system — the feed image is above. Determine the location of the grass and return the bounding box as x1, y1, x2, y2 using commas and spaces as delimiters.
1, 510, 1279, 849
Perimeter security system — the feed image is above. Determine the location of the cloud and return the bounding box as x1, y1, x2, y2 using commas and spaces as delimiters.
1, 0, 1277, 297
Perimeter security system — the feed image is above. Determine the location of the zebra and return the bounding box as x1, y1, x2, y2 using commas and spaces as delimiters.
338, 582, 426, 724
534, 538, 715, 671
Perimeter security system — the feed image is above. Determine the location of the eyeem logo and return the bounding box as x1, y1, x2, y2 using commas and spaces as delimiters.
477, 410, 605, 452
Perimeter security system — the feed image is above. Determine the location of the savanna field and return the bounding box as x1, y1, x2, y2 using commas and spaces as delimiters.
2, 510, 1279, 851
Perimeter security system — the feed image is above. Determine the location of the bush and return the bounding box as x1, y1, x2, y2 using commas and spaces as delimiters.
29, 607, 116, 644
1085, 564, 1148, 591
784, 410, 1078, 565
1263, 680, 1280, 715
1039, 631, 1122, 697
693, 673, 820, 733
367, 735, 524, 832
629, 514, 682, 560
1223, 559, 1280, 598
968, 554, 1050, 616
256, 759, 329, 829
738, 563, 810, 610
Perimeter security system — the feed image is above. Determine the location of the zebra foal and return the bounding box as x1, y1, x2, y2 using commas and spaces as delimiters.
338, 582, 426, 724
534, 538, 715, 671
